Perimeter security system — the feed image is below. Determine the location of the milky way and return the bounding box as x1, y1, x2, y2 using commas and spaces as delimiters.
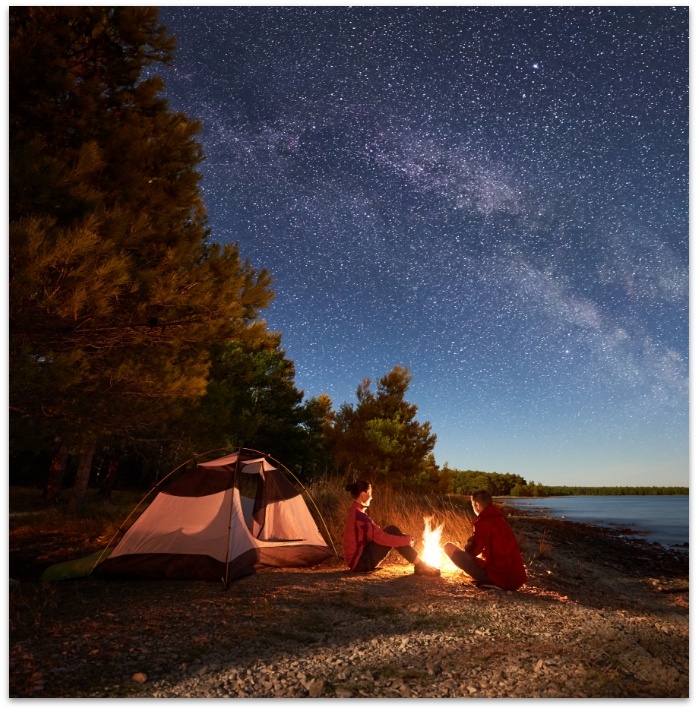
152, 5, 688, 485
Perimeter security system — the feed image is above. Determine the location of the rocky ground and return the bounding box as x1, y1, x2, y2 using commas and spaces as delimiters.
9, 508, 689, 698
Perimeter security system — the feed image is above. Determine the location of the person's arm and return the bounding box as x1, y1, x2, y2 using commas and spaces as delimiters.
360, 511, 411, 547
467, 522, 490, 558
464, 535, 475, 554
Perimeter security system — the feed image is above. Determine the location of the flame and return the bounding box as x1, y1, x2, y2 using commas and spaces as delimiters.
421, 516, 445, 569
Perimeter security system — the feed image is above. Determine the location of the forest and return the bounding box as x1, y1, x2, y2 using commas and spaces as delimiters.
8, 8, 442, 506
8, 8, 686, 506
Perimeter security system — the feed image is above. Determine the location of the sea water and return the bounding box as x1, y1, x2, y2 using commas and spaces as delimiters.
503, 495, 689, 548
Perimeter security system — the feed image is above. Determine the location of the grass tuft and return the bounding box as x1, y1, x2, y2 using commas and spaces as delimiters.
529, 531, 553, 563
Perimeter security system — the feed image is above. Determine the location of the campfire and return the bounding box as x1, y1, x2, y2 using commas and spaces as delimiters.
421, 516, 457, 571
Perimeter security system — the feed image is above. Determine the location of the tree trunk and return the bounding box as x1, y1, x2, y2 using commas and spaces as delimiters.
68, 441, 96, 510
41, 437, 69, 504
99, 457, 119, 500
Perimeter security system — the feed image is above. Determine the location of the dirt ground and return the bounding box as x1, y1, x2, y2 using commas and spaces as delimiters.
8, 508, 689, 698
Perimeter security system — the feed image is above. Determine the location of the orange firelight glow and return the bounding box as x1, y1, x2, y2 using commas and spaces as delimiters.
421, 516, 444, 569
422, 518, 444, 569
421, 517, 459, 572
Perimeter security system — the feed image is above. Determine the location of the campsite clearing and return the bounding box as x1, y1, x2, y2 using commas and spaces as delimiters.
9, 508, 688, 698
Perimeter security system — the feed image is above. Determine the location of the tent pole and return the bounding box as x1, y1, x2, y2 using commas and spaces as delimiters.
222, 449, 243, 590
243, 447, 340, 559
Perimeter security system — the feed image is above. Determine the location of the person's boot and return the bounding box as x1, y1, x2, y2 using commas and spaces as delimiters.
475, 581, 502, 590
414, 560, 441, 577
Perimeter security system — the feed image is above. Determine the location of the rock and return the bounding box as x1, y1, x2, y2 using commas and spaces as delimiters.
427, 661, 442, 675
305, 679, 326, 697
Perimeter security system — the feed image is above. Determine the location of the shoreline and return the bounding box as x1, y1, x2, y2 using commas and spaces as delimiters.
500, 503, 688, 579
497, 496, 689, 551
9, 504, 689, 698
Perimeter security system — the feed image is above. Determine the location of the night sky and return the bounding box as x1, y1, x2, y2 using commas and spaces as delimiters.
152, 5, 688, 487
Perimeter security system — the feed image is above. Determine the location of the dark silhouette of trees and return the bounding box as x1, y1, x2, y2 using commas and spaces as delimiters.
164, 333, 313, 471
9, 7, 273, 505
531, 486, 688, 496
296, 393, 335, 480
452, 469, 528, 496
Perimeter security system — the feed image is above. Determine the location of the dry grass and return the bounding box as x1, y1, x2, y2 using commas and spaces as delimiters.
304, 478, 475, 560
9, 487, 148, 543
531, 530, 553, 562
10, 479, 476, 576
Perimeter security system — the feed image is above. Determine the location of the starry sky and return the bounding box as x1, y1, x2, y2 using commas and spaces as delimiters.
152, 5, 688, 487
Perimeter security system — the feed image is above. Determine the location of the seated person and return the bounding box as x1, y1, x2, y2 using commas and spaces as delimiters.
343, 479, 440, 576
443, 489, 527, 590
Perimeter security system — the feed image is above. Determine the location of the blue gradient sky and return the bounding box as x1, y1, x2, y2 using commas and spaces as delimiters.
152, 5, 688, 487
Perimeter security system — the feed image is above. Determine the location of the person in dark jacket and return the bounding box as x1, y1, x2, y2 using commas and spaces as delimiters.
343, 480, 440, 576
443, 489, 527, 590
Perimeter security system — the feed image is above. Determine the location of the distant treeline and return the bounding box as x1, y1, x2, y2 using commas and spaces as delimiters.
445, 469, 530, 496
444, 469, 688, 497
529, 486, 688, 497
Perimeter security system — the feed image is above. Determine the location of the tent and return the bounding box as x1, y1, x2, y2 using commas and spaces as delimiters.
93, 449, 334, 587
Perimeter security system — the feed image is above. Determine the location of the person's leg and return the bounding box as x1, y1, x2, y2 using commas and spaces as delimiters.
383, 525, 419, 564
384, 525, 439, 576
353, 525, 418, 572
443, 542, 493, 584
353, 540, 391, 572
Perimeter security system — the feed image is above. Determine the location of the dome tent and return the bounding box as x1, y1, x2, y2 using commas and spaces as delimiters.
93, 449, 335, 588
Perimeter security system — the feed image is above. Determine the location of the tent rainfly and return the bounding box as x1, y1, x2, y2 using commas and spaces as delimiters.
94, 450, 334, 587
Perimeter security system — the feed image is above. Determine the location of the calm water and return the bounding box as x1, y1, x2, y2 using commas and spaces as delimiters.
503, 496, 689, 548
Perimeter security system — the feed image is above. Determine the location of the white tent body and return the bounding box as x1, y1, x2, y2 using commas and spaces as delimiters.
95, 451, 333, 585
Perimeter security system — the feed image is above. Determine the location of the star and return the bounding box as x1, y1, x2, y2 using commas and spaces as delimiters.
152, 5, 688, 486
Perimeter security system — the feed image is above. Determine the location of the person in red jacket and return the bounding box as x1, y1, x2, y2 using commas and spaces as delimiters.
343, 480, 440, 576
443, 489, 527, 590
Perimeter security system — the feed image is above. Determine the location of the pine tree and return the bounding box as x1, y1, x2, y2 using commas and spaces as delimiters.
9, 8, 274, 499
328, 365, 437, 484
298, 393, 335, 479
169, 333, 307, 466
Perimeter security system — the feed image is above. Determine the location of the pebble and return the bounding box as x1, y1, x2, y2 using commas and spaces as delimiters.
10, 519, 689, 699
305, 679, 325, 697
139, 583, 684, 699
